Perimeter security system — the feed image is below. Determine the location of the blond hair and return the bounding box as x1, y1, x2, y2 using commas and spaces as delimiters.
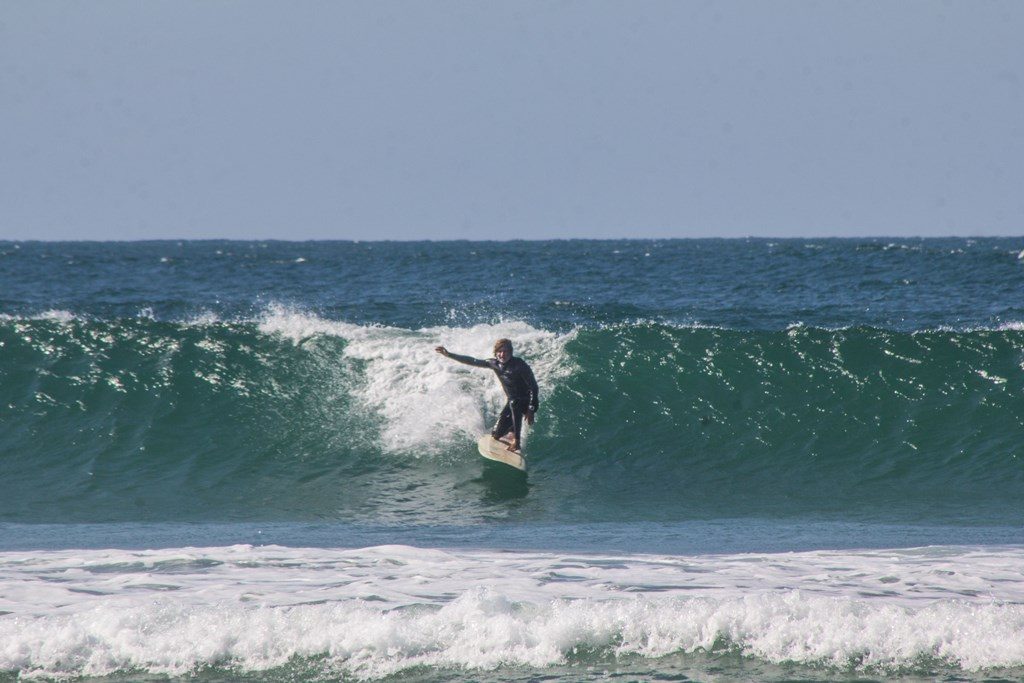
493, 338, 513, 354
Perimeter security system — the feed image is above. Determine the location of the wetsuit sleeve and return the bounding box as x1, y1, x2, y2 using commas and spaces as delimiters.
524, 362, 539, 412
445, 352, 491, 369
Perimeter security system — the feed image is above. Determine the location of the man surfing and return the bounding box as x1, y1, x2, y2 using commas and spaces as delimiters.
435, 338, 539, 452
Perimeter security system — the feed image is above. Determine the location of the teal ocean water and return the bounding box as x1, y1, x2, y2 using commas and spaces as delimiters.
2, 239, 1024, 681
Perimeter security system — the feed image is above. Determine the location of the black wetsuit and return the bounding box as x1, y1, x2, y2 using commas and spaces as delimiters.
446, 353, 539, 444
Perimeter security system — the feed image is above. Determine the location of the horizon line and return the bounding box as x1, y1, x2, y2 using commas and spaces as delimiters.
2, 234, 1022, 244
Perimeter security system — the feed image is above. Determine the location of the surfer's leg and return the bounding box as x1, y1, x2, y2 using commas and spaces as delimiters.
507, 400, 524, 451
491, 403, 513, 442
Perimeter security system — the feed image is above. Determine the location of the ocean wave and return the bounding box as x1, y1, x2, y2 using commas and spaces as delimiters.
2, 314, 1023, 524
256, 304, 577, 454
7, 303, 1024, 335
2, 544, 1024, 679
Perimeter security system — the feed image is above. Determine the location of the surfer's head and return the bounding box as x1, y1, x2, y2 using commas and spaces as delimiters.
493, 338, 512, 360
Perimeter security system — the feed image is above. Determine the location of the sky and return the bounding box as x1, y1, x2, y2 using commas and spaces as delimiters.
1, 1, 1022, 241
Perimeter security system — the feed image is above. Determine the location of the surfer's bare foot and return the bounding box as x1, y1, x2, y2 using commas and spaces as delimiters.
507, 440, 519, 452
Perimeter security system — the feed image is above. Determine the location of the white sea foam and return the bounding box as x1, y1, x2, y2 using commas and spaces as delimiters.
186, 310, 222, 325
1, 544, 1023, 679
976, 370, 1008, 385
0, 309, 80, 323
258, 305, 575, 455
37, 309, 77, 323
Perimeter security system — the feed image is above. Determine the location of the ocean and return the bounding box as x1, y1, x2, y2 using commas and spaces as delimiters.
1, 238, 1023, 681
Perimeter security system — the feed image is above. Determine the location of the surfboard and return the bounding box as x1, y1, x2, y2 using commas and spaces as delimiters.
477, 435, 527, 472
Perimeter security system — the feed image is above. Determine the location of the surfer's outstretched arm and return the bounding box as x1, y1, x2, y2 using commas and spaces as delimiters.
435, 346, 491, 368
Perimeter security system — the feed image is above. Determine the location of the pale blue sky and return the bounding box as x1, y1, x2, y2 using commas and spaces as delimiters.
2, 1, 1022, 240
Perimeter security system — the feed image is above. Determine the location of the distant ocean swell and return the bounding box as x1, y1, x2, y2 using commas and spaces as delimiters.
2, 309, 1023, 523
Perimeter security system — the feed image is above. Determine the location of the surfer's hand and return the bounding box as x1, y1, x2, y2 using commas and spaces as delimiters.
435, 346, 449, 357
525, 410, 535, 425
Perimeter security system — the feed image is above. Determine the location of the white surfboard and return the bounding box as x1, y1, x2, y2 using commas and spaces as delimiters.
477, 435, 527, 472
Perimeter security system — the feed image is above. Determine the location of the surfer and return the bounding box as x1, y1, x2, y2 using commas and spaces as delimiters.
435, 338, 539, 452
